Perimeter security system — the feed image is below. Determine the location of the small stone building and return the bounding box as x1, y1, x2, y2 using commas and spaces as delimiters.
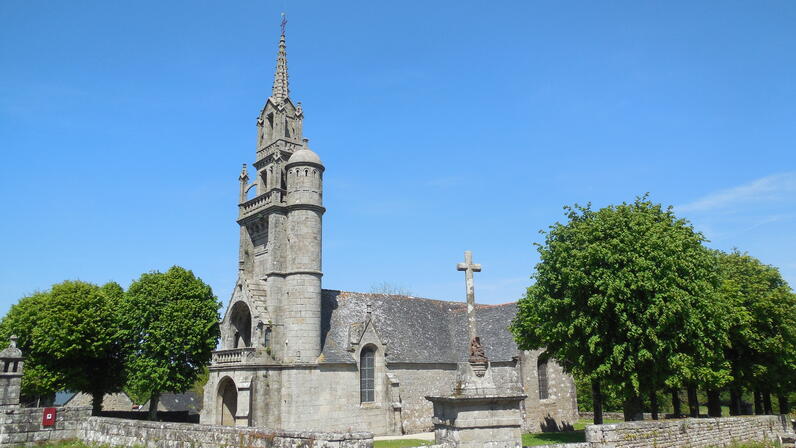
200, 28, 578, 436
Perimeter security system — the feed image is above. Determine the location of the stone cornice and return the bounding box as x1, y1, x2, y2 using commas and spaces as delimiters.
286, 203, 326, 214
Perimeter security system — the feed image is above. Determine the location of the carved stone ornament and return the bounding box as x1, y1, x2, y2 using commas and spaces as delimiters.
469, 336, 487, 363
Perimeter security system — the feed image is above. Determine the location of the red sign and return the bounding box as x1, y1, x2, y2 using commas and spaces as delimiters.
42, 407, 56, 427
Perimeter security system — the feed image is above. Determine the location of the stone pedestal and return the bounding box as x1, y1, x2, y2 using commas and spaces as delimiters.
427, 362, 526, 448
0, 336, 23, 408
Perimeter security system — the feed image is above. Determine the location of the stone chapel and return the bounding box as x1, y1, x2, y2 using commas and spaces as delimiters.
200, 27, 579, 435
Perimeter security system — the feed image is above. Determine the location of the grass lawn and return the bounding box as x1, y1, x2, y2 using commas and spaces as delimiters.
522, 418, 623, 446
373, 440, 433, 448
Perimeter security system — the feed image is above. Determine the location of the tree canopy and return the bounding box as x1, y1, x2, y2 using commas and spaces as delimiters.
0, 280, 125, 414
510, 196, 730, 420
118, 266, 220, 419
717, 249, 796, 414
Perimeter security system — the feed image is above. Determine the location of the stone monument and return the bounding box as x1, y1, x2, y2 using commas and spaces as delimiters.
0, 336, 24, 408
426, 252, 527, 448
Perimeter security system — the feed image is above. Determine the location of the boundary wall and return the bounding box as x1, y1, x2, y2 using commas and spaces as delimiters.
0, 406, 91, 446
80, 417, 373, 448
584, 415, 790, 448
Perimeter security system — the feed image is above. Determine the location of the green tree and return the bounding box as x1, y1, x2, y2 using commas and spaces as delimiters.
119, 266, 220, 420
0, 281, 125, 414
510, 196, 730, 423
0, 292, 63, 400
718, 250, 796, 415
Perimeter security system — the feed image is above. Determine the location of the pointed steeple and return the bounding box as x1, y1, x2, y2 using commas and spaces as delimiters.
271, 16, 289, 102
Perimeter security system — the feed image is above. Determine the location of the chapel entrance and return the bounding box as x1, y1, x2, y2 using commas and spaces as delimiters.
219, 377, 238, 426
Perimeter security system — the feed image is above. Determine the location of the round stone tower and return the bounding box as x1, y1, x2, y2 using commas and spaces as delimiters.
284, 140, 325, 362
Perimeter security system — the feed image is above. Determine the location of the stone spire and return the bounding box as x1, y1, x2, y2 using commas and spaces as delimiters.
271, 26, 289, 102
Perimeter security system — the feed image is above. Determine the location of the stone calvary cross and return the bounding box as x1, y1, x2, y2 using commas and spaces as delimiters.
457, 251, 487, 364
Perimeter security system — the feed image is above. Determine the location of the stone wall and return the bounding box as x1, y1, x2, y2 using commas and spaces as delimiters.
584, 415, 790, 448
0, 406, 91, 446
579, 412, 654, 421
517, 350, 579, 432
80, 417, 373, 448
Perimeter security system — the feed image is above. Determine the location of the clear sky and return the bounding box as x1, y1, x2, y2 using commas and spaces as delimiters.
1, 1, 794, 317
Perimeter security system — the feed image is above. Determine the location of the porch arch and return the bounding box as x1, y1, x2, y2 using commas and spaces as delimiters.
229, 301, 252, 348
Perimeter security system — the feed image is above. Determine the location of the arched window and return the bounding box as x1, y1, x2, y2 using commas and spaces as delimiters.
538, 357, 549, 400
360, 347, 375, 403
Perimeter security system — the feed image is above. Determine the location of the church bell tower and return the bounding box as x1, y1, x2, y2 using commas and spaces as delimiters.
234, 24, 325, 364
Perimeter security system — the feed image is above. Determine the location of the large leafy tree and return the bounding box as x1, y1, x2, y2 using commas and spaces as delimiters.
119, 266, 220, 420
510, 196, 729, 422
0, 292, 63, 400
0, 281, 125, 414
718, 250, 796, 415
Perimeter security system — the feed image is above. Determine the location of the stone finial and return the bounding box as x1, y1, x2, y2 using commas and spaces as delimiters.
0, 335, 22, 359
239, 164, 249, 182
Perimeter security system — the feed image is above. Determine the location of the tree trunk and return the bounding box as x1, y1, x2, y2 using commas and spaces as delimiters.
707, 389, 722, 417
687, 384, 699, 418
778, 393, 790, 415
592, 379, 603, 425
671, 389, 682, 417
90, 391, 104, 416
729, 387, 741, 416
763, 391, 773, 415
148, 392, 160, 421
650, 389, 659, 420
623, 390, 644, 421
754, 390, 764, 415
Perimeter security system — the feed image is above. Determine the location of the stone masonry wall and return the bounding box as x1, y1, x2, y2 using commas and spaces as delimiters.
0, 406, 91, 446
80, 417, 373, 448
584, 415, 790, 448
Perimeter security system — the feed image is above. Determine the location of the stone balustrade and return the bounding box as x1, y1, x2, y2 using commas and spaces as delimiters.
212, 347, 257, 365
239, 190, 285, 219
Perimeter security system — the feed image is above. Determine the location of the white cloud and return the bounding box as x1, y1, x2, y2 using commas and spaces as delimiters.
678, 172, 796, 213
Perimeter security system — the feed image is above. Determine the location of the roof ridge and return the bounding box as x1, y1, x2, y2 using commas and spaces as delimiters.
322, 289, 516, 307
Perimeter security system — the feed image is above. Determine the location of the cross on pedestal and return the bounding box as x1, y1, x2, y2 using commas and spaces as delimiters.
457, 251, 486, 364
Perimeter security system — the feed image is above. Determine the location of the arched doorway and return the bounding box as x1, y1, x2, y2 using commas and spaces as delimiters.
218, 377, 237, 426
229, 301, 252, 348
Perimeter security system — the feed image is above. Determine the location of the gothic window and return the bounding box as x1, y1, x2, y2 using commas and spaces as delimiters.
538, 357, 549, 400
360, 347, 375, 403
284, 118, 290, 137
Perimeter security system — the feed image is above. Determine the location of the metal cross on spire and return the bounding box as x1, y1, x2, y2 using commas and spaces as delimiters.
457, 251, 486, 364
280, 12, 288, 35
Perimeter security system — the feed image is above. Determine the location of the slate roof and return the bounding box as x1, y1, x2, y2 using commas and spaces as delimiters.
320, 290, 519, 364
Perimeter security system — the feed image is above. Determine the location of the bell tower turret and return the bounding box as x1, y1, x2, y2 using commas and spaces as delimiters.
284, 140, 325, 363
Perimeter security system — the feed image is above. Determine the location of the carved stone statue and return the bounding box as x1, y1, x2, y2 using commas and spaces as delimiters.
469, 336, 487, 363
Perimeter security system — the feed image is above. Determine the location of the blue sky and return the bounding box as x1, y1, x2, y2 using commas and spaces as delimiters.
1, 1, 794, 316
